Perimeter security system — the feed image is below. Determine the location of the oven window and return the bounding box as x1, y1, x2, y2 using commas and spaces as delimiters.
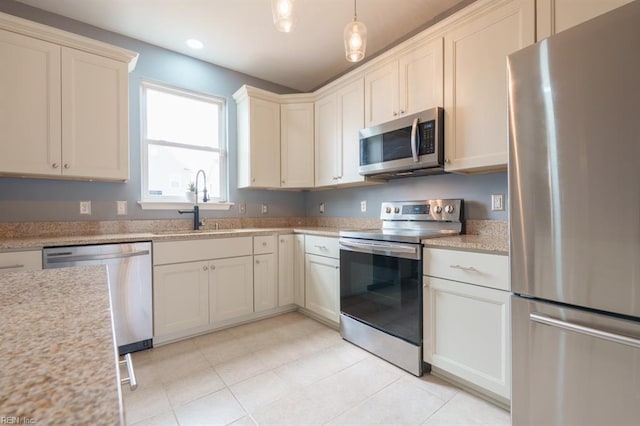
340, 250, 422, 345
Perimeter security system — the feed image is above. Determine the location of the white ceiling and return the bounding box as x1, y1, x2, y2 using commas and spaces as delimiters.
15, 0, 469, 92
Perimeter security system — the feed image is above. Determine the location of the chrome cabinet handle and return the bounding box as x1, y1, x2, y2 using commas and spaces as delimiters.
530, 312, 640, 349
314, 245, 327, 251
0, 264, 24, 270
119, 353, 137, 391
449, 264, 478, 272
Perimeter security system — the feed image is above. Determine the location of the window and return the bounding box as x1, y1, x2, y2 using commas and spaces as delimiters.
140, 81, 227, 206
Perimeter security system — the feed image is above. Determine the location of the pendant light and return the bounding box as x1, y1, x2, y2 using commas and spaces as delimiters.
344, 0, 367, 62
272, 0, 296, 33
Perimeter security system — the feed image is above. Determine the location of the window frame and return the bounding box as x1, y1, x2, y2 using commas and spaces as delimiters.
139, 80, 230, 209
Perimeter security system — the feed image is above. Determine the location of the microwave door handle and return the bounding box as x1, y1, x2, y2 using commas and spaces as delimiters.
411, 117, 419, 162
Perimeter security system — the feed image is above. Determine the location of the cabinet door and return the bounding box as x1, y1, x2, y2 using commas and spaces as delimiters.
154, 261, 209, 339
278, 235, 295, 306
294, 235, 306, 307
537, 0, 634, 40
424, 276, 511, 399
398, 38, 444, 115
0, 30, 61, 176
254, 253, 277, 312
281, 103, 314, 188
305, 253, 340, 323
364, 60, 399, 127
336, 78, 365, 184
444, 0, 535, 172
210, 256, 254, 323
248, 97, 281, 187
61, 47, 129, 181
314, 93, 338, 187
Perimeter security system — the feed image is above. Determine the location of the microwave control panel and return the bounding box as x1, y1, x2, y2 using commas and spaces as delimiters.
422, 120, 436, 155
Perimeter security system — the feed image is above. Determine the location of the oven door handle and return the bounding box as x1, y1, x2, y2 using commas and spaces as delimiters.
339, 239, 420, 259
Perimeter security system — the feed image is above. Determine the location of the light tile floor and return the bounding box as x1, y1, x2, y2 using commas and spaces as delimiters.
123, 312, 510, 426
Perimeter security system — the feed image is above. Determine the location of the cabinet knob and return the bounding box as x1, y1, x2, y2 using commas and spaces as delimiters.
52, 163, 59, 169
255, 260, 260, 264
252, 178, 256, 183
262, 242, 267, 246
399, 110, 405, 114
203, 265, 208, 271
393, 112, 398, 116
280, 239, 285, 243
445, 158, 451, 164
210, 265, 215, 270
63, 163, 70, 169
282, 180, 285, 184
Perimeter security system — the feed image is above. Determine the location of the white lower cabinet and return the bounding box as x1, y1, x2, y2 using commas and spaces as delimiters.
423, 247, 511, 401
253, 253, 277, 313
210, 256, 254, 323
0, 250, 42, 273
305, 253, 340, 324
293, 235, 306, 307
278, 235, 295, 306
154, 261, 210, 338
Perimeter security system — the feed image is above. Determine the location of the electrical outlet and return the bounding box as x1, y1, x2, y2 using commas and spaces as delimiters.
79, 201, 91, 215
116, 201, 127, 215
238, 202, 246, 214
261, 203, 268, 214
319, 203, 325, 214
491, 194, 505, 211
360, 200, 367, 212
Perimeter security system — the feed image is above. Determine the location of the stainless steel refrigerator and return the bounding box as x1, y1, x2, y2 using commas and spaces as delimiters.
508, 2, 640, 425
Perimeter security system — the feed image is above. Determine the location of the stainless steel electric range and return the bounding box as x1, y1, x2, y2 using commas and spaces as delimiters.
339, 199, 463, 376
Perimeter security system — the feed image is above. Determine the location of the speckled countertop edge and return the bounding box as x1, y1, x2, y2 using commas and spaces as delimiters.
422, 234, 508, 255
0, 227, 344, 251
0, 265, 122, 425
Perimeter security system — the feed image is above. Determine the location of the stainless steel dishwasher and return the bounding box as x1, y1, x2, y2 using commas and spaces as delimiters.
43, 242, 153, 355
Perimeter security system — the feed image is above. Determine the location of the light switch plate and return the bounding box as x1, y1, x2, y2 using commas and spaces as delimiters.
261, 204, 268, 214
491, 194, 505, 211
319, 203, 325, 214
238, 203, 246, 214
79, 201, 91, 215
116, 201, 127, 215
360, 200, 367, 212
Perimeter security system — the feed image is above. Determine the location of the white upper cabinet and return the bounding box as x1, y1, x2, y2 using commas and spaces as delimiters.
537, 0, 634, 40
443, 0, 535, 173
235, 86, 281, 188
0, 13, 137, 181
280, 102, 314, 188
61, 48, 129, 180
364, 38, 444, 127
234, 86, 314, 189
314, 77, 366, 187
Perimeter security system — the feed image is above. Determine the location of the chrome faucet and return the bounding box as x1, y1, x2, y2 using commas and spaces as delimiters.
178, 169, 208, 230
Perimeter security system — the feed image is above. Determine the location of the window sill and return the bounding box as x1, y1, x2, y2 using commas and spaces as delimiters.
137, 201, 234, 211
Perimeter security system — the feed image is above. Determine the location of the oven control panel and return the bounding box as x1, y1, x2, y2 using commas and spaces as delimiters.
381, 199, 462, 222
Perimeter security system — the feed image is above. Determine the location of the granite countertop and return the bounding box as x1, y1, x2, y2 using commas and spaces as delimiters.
422, 234, 508, 255
0, 227, 342, 251
0, 265, 123, 425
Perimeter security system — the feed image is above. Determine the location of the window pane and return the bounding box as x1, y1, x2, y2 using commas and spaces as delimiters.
146, 88, 219, 148
147, 144, 221, 199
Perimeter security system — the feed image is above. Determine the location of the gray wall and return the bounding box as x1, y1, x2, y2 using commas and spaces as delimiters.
0, 1, 508, 224
305, 172, 508, 221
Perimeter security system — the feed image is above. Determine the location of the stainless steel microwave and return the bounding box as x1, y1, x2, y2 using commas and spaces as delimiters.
359, 107, 444, 179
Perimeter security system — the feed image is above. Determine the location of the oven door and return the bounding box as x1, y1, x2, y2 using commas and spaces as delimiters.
339, 238, 422, 345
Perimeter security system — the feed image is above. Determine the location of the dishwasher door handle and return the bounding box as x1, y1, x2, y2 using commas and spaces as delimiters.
45, 249, 150, 264
119, 353, 138, 391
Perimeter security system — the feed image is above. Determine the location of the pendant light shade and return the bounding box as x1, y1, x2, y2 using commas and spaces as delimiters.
344, 0, 367, 62
272, 0, 296, 33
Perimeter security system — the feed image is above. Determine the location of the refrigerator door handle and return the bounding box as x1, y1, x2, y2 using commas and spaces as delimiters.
530, 312, 640, 349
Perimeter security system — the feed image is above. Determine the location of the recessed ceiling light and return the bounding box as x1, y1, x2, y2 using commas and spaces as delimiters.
186, 39, 203, 49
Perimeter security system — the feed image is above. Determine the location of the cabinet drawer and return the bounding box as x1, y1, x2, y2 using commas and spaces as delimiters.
423, 247, 509, 291
0, 250, 42, 273
154, 237, 252, 265
305, 235, 339, 259
254, 235, 275, 254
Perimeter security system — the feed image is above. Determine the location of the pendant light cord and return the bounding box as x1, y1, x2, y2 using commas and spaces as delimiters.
354, 0, 357, 21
